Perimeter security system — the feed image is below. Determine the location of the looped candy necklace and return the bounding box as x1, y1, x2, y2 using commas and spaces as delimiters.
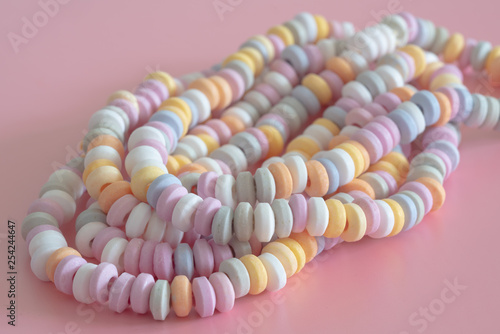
23, 11, 500, 320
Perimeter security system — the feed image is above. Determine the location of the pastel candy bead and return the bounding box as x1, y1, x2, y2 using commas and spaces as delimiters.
153, 243, 174, 281
219, 258, 251, 298
289, 231, 317, 263
289, 194, 308, 233
352, 197, 380, 235
149, 279, 171, 320
234, 202, 254, 242
254, 168, 276, 204
146, 174, 182, 209
390, 193, 417, 232
54, 255, 87, 295
272, 199, 293, 238
209, 272, 235, 312
125, 202, 152, 238
350, 128, 384, 162
306, 197, 329, 236
130, 273, 155, 314
258, 252, 287, 292
92, 227, 126, 261
324, 199, 347, 238
254, 203, 275, 242
194, 197, 222, 237
172, 193, 203, 232
174, 243, 194, 280
109, 272, 136, 313
262, 242, 297, 278
369, 200, 395, 238
193, 239, 214, 278
212, 206, 233, 245
387, 109, 418, 144
28, 229, 66, 257
341, 81, 373, 105
416, 177, 446, 211
410, 90, 441, 126
156, 184, 188, 223
215, 174, 237, 210
73, 263, 98, 304
236, 171, 256, 206
139, 240, 158, 276
101, 237, 128, 273
340, 203, 367, 242
89, 262, 118, 304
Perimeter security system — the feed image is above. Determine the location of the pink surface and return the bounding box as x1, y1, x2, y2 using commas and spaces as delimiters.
1, 1, 500, 333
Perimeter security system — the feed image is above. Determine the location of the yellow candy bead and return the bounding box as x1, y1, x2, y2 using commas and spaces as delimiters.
222, 52, 256, 74
418, 62, 444, 89
86, 166, 123, 200
346, 140, 370, 172
262, 242, 298, 278
313, 118, 340, 136
173, 155, 192, 169
336, 142, 365, 178
275, 238, 306, 273
82, 159, 118, 184
239, 47, 264, 75
324, 199, 347, 239
240, 254, 268, 295
197, 134, 219, 154
145, 71, 176, 96
286, 135, 321, 160
258, 125, 284, 159
166, 157, 180, 175
485, 46, 500, 72
250, 35, 275, 61
383, 198, 405, 237
267, 25, 294, 46
160, 97, 192, 126
380, 151, 409, 179
131, 166, 166, 202
443, 33, 465, 63
301, 74, 332, 106
314, 15, 330, 41
429, 73, 462, 91
340, 203, 367, 242
368, 161, 402, 185
289, 232, 317, 263
399, 45, 426, 78
107, 90, 139, 112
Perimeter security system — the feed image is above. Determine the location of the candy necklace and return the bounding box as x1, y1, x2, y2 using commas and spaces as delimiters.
23, 11, 500, 320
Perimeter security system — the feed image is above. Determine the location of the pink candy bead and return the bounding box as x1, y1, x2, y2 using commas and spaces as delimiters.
193, 276, 216, 317
27, 198, 65, 226
109, 272, 136, 313
54, 255, 87, 295
153, 243, 174, 281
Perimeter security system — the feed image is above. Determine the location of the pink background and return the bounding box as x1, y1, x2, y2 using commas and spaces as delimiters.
1, 0, 500, 333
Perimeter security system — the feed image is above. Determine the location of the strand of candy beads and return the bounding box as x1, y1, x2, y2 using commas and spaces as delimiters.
23, 11, 500, 320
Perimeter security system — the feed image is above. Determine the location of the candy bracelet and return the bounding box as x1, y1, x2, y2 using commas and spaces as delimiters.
23, 11, 500, 320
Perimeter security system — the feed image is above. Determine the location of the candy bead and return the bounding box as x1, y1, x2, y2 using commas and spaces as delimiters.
383, 198, 405, 237
443, 33, 466, 63
101, 237, 128, 273
209, 272, 235, 312
340, 203, 367, 242
219, 258, 251, 298
306, 197, 329, 236
262, 242, 297, 278
254, 203, 275, 242
172, 193, 203, 232
174, 243, 195, 280
289, 232, 317, 263
153, 243, 174, 281
73, 263, 98, 304
272, 199, 293, 238
235, 172, 256, 206
212, 206, 233, 245
131, 273, 155, 314
149, 279, 171, 320
54, 255, 87, 295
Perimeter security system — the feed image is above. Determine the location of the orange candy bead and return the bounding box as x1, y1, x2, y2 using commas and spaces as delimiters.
304, 160, 329, 197
97, 180, 132, 213
268, 162, 293, 199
